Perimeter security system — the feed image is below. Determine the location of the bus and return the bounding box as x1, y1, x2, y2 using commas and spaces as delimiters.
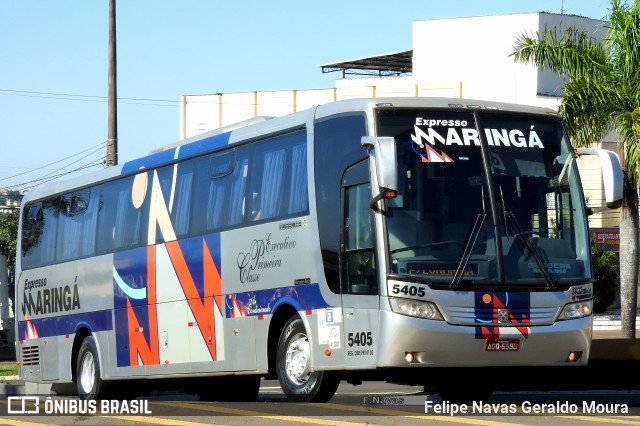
15, 97, 622, 402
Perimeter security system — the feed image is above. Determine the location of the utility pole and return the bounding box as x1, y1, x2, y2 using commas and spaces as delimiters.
106, 0, 118, 167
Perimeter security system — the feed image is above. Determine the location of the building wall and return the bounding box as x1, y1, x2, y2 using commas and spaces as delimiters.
412, 12, 605, 105
178, 12, 617, 229
413, 13, 544, 106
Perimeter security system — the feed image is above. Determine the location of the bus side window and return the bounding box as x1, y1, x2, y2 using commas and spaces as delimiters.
207, 150, 236, 229
342, 183, 377, 295
98, 176, 147, 252
288, 142, 308, 215
251, 144, 287, 221
57, 191, 97, 261
156, 162, 194, 239
21, 203, 43, 268
96, 187, 114, 254
36, 197, 61, 266
192, 148, 248, 233
227, 151, 249, 226
172, 162, 194, 237
249, 130, 308, 223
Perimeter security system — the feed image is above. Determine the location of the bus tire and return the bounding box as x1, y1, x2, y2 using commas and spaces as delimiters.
76, 336, 106, 400
276, 316, 340, 402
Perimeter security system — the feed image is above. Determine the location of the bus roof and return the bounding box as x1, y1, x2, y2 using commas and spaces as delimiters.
20, 96, 559, 205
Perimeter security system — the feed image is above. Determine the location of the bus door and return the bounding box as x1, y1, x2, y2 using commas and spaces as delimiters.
340, 160, 379, 368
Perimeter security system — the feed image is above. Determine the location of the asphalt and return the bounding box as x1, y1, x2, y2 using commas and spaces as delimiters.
1, 312, 639, 396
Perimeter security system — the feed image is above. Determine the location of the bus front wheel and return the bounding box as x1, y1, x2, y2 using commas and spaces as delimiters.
276, 316, 340, 402
76, 336, 106, 400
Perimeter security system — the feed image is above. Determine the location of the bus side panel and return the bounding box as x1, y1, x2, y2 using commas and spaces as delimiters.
190, 314, 257, 374
42, 336, 59, 380
220, 219, 338, 371
342, 300, 380, 369
313, 307, 346, 370
16, 257, 114, 382
111, 237, 234, 376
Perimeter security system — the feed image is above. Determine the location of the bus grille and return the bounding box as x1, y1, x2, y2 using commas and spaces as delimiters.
445, 306, 560, 326
21, 346, 40, 366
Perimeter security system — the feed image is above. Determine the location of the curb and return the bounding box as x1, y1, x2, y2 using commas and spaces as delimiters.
0, 380, 52, 396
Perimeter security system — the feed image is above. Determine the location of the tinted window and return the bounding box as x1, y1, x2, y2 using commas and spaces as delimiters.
314, 113, 368, 293
154, 162, 195, 240
249, 130, 308, 222
97, 175, 149, 253
21, 203, 44, 269
20, 128, 310, 269
192, 147, 249, 233
56, 191, 98, 261
21, 197, 60, 269
343, 182, 377, 295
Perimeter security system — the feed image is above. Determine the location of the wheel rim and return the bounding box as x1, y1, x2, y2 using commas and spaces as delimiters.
285, 332, 311, 385
79, 351, 95, 394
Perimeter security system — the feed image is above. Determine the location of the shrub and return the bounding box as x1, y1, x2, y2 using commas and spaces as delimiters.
591, 241, 618, 313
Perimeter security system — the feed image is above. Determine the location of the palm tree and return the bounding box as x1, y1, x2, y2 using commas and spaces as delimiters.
511, 0, 640, 338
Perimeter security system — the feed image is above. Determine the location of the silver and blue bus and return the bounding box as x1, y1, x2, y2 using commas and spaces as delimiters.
15, 97, 622, 402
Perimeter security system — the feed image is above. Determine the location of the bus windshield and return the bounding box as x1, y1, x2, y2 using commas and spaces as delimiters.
377, 108, 590, 287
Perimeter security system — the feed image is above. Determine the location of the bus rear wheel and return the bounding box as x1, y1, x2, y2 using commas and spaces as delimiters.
276, 316, 340, 402
76, 336, 106, 400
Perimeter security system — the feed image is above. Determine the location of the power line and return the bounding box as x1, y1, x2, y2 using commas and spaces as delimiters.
5, 157, 105, 191
26, 145, 107, 183
16, 160, 105, 191
0, 88, 336, 108
1, 143, 108, 191
0, 141, 107, 184
0, 89, 179, 107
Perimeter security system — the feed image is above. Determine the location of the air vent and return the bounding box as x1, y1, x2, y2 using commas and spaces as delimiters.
21, 345, 40, 366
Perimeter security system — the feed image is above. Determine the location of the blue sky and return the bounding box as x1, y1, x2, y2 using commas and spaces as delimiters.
0, 0, 611, 190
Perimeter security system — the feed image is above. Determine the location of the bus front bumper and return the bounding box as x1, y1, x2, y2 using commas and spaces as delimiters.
376, 309, 591, 368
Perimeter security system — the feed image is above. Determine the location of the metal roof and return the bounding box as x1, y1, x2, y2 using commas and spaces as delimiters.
319, 50, 412, 77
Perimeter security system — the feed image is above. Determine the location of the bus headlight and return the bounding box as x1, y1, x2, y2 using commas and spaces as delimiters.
389, 298, 444, 320
560, 300, 592, 320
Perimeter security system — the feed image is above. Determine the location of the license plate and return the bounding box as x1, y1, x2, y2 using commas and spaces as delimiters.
485, 339, 520, 352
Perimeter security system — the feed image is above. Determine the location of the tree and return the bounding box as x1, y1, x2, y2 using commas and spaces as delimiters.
0, 209, 18, 269
0, 209, 18, 316
511, 0, 640, 338
591, 240, 619, 312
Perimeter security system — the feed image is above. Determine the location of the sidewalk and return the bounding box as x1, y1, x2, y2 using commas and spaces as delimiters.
592, 310, 640, 338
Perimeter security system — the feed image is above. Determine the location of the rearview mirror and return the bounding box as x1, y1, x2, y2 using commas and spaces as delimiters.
577, 148, 623, 209
361, 136, 398, 210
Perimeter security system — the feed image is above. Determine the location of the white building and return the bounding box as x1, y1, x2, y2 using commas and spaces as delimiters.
179, 12, 618, 229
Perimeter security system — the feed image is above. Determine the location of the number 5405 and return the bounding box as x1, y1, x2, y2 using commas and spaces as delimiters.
391, 284, 425, 297
347, 331, 372, 347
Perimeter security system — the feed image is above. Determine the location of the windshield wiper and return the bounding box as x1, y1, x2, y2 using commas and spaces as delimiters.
451, 186, 487, 289
503, 210, 557, 291
450, 213, 486, 289
496, 185, 556, 291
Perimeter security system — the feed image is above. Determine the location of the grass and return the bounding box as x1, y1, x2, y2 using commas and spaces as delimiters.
0, 365, 18, 376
